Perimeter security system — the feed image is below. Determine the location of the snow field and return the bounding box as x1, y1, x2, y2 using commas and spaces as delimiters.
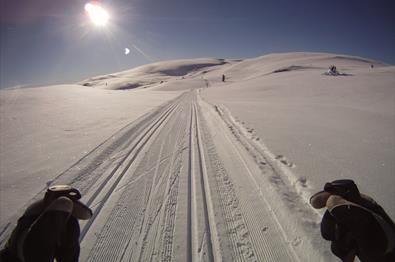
1, 52, 393, 261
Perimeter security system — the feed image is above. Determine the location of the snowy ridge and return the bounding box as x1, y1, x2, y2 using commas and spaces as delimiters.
215, 52, 385, 82
79, 58, 228, 90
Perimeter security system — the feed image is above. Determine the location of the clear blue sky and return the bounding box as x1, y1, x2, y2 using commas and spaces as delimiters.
1, 0, 394, 88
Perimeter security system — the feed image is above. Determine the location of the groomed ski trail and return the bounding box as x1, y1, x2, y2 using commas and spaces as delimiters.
20, 90, 329, 261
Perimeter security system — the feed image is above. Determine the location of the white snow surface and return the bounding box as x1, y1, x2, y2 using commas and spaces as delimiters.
0, 85, 181, 224
201, 52, 395, 219
0, 52, 394, 261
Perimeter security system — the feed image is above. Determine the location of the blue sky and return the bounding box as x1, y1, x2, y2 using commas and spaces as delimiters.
1, 0, 394, 88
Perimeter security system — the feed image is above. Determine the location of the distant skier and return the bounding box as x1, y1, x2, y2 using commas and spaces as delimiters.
222, 74, 225, 82
327, 65, 339, 75
0, 185, 92, 262
310, 179, 395, 262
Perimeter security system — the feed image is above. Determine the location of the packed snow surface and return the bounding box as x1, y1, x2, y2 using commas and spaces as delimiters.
0, 86, 181, 224
0, 53, 394, 261
201, 53, 395, 218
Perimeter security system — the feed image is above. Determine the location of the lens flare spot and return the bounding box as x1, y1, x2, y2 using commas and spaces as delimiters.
85, 2, 109, 26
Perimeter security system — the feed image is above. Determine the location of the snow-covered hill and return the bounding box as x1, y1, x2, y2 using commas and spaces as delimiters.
79, 58, 229, 90
1, 52, 394, 261
76, 52, 395, 219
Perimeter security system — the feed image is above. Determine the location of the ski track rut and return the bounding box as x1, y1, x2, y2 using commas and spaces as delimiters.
1, 89, 325, 261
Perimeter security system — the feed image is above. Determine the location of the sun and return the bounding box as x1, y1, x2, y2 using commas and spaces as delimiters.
85, 2, 109, 26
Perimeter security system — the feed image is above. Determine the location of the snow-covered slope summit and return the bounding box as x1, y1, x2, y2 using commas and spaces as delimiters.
207, 52, 387, 81
79, 52, 389, 91
79, 58, 228, 90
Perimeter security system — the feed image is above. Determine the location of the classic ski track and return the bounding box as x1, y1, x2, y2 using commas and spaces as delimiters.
136, 97, 188, 262
188, 101, 212, 262
0, 94, 185, 246
1, 89, 312, 261
83, 92, 228, 262
84, 100, 179, 207
191, 102, 222, 262
213, 102, 325, 261
129, 124, 169, 261
132, 94, 189, 262
83, 97, 186, 261
138, 101, 187, 262
79, 99, 181, 241
197, 94, 302, 261
83, 92, 194, 262
82, 90, 301, 261
57, 94, 185, 196
187, 105, 195, 261
199, 122, 257, 261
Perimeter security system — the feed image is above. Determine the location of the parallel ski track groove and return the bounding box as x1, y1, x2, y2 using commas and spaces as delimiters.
59, 94, 185, 194
137, 102, 187, 261
186, 105, 193, 261
80, 100, 180, 241
0, 94, 185, 247
85, 101, 179, 207
215, 104, 300, 261
193, 101, 222, 262
86, 99, 185, 262
201, 125, 257, 262
134, 126, 169, 261
87, 180, 144, 262
159, 105, 188, 262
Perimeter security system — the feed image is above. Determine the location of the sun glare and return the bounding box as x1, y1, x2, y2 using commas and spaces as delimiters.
85, 2, 109, 26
